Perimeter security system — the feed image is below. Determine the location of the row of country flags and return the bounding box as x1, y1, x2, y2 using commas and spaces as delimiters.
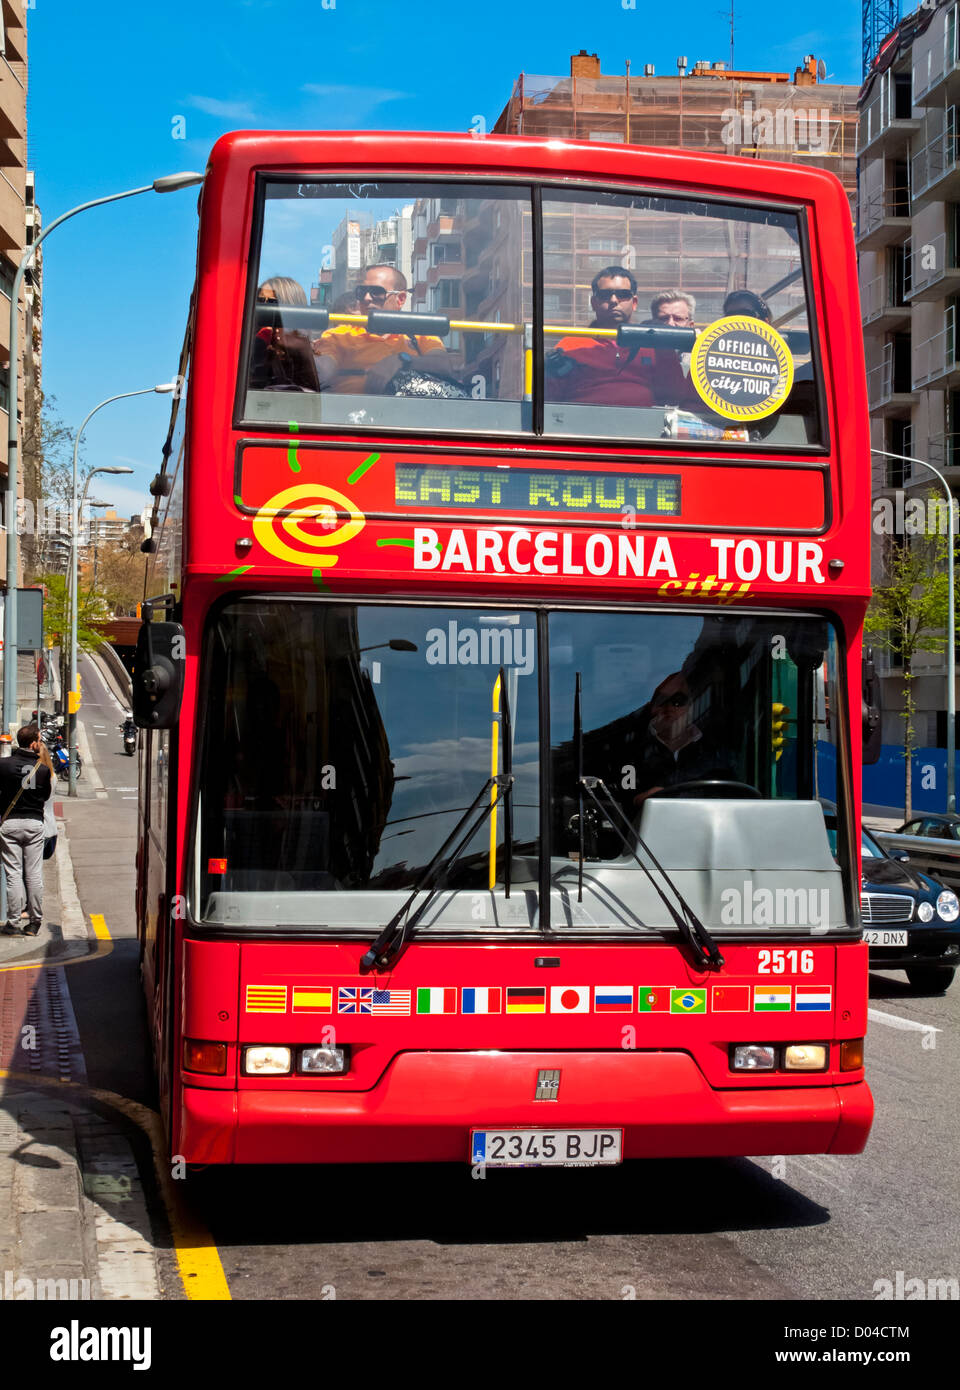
244, 983, 832, 1016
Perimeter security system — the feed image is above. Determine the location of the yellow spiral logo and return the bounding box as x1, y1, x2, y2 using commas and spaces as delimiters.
252, 484, 365, 568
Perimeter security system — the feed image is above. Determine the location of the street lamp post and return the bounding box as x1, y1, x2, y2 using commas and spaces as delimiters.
872, 448, 956, 813
1, 171, 203, 740
67, 382, 177, 796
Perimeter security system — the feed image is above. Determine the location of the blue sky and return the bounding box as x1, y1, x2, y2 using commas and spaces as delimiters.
28, 0, 861, 518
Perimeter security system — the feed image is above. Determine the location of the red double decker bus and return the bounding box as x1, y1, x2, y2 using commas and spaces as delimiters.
135, 132, 873, 1167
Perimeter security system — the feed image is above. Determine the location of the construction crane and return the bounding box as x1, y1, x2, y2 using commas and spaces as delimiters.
863, 0, 903, 78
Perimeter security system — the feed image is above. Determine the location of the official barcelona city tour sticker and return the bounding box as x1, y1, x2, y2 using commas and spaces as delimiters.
689, 315, 794, 422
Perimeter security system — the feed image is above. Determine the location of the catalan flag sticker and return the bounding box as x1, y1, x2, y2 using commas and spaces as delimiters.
754, 985, 792, 1012
670, 988, 706, 1014
245, 985, 287, 1014
292, 987, 333, 1013
506, 986, 546, 1014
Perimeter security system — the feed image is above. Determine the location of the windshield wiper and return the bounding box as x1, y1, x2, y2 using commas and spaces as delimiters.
361, 667, 516, 971
571, 674, 724, 972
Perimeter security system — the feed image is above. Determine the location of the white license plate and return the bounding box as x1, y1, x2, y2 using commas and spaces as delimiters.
863, 929, 908, 947
470, 1129, 622, 1167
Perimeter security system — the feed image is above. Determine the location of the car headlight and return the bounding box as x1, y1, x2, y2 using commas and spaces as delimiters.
937, 890, 959, 922
917, 901, 935, 922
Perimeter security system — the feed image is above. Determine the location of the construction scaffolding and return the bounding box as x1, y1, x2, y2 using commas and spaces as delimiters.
494, 63, 859, 210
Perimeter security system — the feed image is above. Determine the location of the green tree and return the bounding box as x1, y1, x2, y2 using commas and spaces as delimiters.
40, 573, 110, 700
865, 524, 950, 819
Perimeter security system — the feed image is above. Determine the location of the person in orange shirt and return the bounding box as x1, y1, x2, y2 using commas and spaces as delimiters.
545, 266, 656, 407
313, 264, 455, 394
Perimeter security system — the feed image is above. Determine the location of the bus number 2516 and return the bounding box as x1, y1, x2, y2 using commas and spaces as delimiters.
757, 949, 815, 974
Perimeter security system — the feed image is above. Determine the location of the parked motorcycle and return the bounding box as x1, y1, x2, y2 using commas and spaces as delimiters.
50, 735, 81, 781
120, 717, 137, 756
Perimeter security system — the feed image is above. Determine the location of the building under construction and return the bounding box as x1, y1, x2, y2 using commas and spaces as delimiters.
493, 51, 858, 208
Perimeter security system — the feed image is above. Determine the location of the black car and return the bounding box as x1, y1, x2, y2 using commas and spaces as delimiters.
876, 813, 960, 892
860, 825, 960, 992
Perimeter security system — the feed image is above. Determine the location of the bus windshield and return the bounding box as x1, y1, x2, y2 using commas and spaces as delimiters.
241, 179, 821, 447
196, 601, 847, 932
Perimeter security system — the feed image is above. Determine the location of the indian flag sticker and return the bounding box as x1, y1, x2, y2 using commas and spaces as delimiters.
670, 988, 706, 1014
754, 985, 792, 1012
550, 985, 590, 1014
416, 987, 457, 1015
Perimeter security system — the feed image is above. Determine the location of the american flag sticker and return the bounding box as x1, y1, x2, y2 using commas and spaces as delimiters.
371, 989, 411, 1016
462, 987, 502, 1014
245, 985, 287, 1014
795, 986, 832, 1012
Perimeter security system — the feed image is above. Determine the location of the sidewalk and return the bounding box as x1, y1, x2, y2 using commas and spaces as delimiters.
0, 808, 161, 1301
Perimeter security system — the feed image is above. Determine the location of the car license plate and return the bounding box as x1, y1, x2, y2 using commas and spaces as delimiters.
470, 1129, 622, 1167
863, 929, 908, 947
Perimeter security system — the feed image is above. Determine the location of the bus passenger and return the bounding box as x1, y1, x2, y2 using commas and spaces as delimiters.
649, 288, 700, 408
312, 265, 456, 394
250, 276, 318, 391
723, 289, 771, 322
545, 266, 656, 407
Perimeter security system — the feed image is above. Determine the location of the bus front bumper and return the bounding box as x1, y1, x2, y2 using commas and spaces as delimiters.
179, 1051, 874, 1164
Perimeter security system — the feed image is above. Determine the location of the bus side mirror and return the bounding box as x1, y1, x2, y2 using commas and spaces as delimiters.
862, 647, 882, 766
133, 621, 185, 729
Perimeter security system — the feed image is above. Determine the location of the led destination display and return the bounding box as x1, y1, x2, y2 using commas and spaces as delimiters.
394, 465, 681, 516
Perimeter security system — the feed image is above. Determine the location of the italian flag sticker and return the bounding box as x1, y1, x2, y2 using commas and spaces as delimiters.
754, 985, 792, 1012
416, 987, 457, 1015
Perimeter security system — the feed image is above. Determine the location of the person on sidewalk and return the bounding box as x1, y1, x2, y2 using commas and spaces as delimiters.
0, 723, 52, 937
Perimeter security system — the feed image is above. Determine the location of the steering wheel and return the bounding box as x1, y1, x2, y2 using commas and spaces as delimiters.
655, 779, 762, 799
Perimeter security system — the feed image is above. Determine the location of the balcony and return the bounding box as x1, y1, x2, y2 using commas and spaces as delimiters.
913, 22, 960, 107
856, 187, 911, 250
868, 344, 915, 414
861, 271, 911, 332
911, 126, 960, 205
904, 231, 960, 301
858, 90, 921, 157
924, 432, 960, 479
913, 311, 960, 388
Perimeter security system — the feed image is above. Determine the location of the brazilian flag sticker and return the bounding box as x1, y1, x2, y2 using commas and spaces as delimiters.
670, 988, 706, 1014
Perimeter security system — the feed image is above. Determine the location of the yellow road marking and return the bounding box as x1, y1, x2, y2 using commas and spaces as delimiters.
90, 913, 111, 940
0, 1072, 231, 1301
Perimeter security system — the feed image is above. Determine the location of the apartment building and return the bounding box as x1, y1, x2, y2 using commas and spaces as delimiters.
0, 1, 40, 587
859, 1, 960, 758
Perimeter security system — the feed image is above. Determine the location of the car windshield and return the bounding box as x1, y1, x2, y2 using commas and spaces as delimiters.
242, 179, 821, 447
861, 829, 884, 859
196, 602, 850, 934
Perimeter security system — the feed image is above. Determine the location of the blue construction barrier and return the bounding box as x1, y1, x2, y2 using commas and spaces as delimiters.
862, 744, 959, 816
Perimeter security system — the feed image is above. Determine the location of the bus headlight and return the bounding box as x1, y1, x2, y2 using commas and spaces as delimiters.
243, 1046, 292, 1075
783, 1044, 827, 1071
298, 1045, 348, 1074
731, 1044, 775, 1071
937, 890, 959, 922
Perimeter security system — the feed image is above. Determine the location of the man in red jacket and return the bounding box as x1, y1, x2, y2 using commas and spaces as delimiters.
546, 266, 656, 407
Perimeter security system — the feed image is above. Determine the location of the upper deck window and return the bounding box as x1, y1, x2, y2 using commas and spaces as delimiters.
241, 179, 821, 447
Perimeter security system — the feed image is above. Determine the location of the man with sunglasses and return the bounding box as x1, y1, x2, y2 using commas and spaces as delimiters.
545, 266, 656, 407
313, 264, 453, 393
632, 672, 736, 806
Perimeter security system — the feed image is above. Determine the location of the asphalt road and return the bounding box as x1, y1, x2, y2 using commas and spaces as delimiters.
59, 662, 960, 1300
